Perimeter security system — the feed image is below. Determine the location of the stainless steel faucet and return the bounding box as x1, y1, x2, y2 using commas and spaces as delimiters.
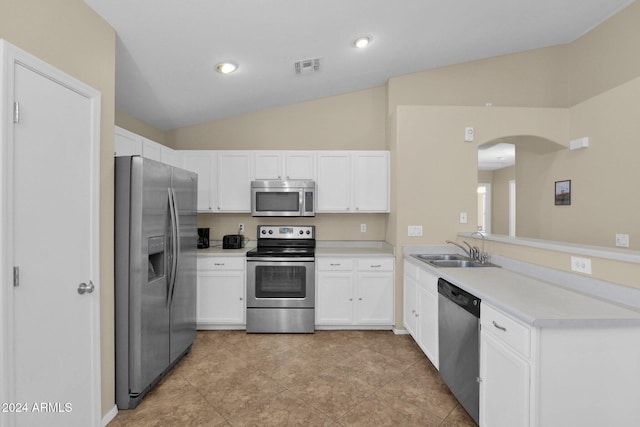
445, 240, 471, 258
471, 232, 489, 263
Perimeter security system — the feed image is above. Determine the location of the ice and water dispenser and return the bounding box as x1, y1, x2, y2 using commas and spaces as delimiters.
147, 236, 165, 281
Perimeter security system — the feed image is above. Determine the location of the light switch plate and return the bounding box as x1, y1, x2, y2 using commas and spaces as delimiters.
616, 233, 629, 247
459, 212, 468, 224
408, 225, 423, 237
360, 224, 366, 233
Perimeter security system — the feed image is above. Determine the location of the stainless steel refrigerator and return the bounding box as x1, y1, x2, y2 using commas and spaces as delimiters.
115, 156, 197, 409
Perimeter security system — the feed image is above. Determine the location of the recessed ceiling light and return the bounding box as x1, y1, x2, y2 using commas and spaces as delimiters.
353, 36, 372, 49
216, 62, 237, 74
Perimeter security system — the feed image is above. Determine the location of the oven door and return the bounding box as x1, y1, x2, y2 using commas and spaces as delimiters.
246, 259, 315, 308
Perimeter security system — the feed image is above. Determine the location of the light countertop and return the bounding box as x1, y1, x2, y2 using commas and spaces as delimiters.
405, 254, 640, 328
197, 241, 394, 257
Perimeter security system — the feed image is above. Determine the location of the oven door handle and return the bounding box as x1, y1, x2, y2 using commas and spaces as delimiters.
246, 257, 315, 262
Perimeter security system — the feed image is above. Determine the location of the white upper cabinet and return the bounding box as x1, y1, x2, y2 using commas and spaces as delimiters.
141, 137, 162, 162
354, 151, 389, 212
160, 145, 181, 167
316, 151, 390, 213
316, 151, 352, 212
284, 151, 315, 180
114, 126, 180, 167
217, 151, 251, 212
114, 126, 142, 156
182, 151, 217, 212
253, 151, 315, 180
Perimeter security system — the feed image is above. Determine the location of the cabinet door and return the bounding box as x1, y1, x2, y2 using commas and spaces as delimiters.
217, 152, 251, 211
480, 331, 530, 427
356, 271, 394, 324
197, 270, 245, 325
316, 152, 351, 212
142, 138, 162, 162
417, 282, 439, 368
182, 151, 216, 212
114, 126, 142, 156
354, 151, 389, 212
403, 274, 418, 337
253, 151, 282, 180
160, 146, 180, 167
316, 271, 354, 325
285, 152, 315, 180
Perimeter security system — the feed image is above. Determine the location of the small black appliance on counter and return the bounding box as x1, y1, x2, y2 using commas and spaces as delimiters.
197, 228, 210, 249
223, 234, 244, 249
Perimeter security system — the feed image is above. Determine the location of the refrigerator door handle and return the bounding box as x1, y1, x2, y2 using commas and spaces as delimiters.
168, 188, 179, 306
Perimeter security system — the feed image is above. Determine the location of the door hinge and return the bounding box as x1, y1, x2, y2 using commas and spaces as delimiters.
13, 102, 20, 123
13, 266, 19, 287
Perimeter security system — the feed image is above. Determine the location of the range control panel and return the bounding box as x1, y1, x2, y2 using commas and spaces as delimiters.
257, 225, 315, 239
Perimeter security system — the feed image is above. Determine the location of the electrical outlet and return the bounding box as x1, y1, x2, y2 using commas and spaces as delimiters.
238, 223, 244, 233
571, 256, 592, 274
360, 224, 366, 233
459, 212, 468, 224
616, 234, 629, 248
408, 225, 423, 237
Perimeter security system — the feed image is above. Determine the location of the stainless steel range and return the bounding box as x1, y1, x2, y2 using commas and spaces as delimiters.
246, 225, 315, 333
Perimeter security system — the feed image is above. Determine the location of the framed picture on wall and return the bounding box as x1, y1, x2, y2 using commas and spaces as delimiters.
555, 180, 571, 205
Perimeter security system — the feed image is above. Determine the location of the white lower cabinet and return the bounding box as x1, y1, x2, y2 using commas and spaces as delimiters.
403, 260, 438, 368
196, 256, 245, 328
316, 257, 394, 327
480, 303, 531, 427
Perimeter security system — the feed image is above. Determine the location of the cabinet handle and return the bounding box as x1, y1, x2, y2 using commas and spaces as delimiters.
330, 263, 341, 266
349, 298, 353, 301
239, 297, 243, 300
358, 297, 363, 301
370, 264, 381, 268
214, 263, 225, 266
492, 320, 507, 332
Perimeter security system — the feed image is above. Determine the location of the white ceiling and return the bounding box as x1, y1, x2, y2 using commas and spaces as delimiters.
83, 0, 634, 131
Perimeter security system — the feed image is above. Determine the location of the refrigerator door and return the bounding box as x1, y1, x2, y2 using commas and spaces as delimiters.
127, 158, 172, 396
169, 166, 197, 363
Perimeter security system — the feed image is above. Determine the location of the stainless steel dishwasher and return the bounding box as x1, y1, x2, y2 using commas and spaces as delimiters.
438, 278, 481, 424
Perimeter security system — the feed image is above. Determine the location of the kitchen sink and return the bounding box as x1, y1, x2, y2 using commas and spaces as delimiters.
428, 259, 497, 268
412, 254, 467, 261
411, 254, 499, 268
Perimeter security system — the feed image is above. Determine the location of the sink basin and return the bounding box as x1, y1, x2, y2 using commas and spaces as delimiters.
412, 254, 467, 261
428, 259, 498, 268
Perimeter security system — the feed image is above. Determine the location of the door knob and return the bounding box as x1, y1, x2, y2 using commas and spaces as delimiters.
77, 281, 95, 295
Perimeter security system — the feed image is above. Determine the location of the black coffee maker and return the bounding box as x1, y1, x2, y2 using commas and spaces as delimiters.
197, 228, 210, 249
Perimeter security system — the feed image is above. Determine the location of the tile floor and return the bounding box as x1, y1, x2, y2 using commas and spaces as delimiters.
109, 330, 477, 426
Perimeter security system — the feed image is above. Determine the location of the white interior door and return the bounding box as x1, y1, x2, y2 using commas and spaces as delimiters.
0, 42, 101, 427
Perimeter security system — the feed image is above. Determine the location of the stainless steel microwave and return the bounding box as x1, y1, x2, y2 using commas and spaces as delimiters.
251, 180, 316, 217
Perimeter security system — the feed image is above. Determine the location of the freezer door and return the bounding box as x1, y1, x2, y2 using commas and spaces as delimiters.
169, 166, 198, 363
128, 158, 172, 396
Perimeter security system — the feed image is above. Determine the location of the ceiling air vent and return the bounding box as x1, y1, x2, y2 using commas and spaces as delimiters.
294, 58, 321, 75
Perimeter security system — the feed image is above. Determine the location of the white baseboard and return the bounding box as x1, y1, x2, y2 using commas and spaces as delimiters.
101, 405, 118, 427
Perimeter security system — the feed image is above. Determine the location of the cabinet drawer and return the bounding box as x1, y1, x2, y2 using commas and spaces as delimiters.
481, 303, 531, 359
357, 258, 394, 271
198, 256, 245, 271
317, 258, 354, 271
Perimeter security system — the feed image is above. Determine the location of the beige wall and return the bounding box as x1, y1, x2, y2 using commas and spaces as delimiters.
568, 1, 640, 105
0, 0, 116, 418
199, 213, 388, 242
167, 87, 386, 151
115, 109, 167, 146
387, 44, 570, 115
